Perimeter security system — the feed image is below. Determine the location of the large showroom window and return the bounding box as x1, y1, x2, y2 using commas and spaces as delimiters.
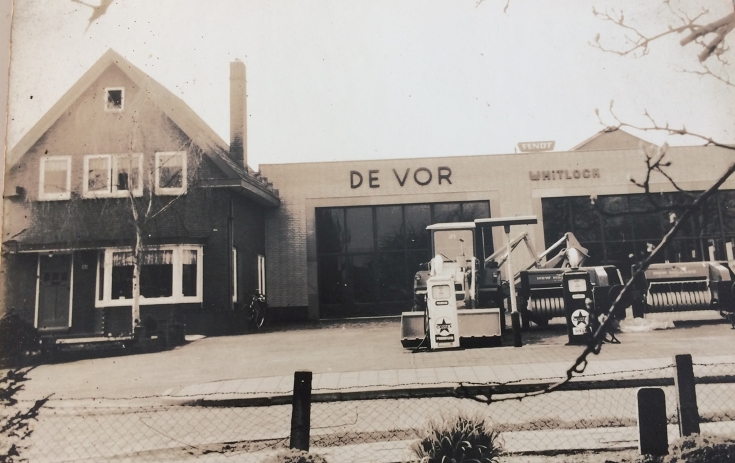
542, 190, 735, 278
316, 201, 491, 317
96, 245, 203, 307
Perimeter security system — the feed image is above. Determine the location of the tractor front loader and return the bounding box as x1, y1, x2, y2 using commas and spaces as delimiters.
401, 219, 536, 349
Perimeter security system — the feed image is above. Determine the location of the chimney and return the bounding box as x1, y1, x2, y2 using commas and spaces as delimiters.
230, 60, 247, 169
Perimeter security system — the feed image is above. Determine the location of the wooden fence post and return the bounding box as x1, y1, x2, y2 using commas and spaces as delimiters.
674, 354, 700, 436
637, 387, 668, 456
290, 371, 312, 451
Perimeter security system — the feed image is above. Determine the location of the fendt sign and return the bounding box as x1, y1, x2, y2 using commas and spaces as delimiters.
350, 167, 452, 189
518, 141, 555, 152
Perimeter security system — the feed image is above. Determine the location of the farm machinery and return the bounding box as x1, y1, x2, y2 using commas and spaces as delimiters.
400, 216, 631, 349
517, 233, 627, 331
631, 261, 735, 319
400, 217, 540, 349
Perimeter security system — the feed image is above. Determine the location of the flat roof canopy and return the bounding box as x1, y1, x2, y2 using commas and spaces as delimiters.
426, 221, 476, 230
475, 216, 538, 227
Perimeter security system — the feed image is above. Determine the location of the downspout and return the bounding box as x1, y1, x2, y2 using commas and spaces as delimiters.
228, 196, 234, 312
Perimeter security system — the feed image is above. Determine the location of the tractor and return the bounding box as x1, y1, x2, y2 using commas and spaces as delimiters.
400, 217, 628, 349
400, 218, 539, 349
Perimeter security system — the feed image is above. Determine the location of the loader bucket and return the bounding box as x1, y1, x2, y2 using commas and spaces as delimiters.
400, 308, 502, 349
400, 312, 425, 348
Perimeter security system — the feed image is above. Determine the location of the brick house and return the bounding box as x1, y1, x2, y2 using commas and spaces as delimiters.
2, 49, 279, 338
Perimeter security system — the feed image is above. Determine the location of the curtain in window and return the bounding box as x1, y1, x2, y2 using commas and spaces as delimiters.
105, 247, 201, 302
87, 157, 109, 192
140, 250, 174, 265
140, 250, 173, 298
181, 250, 197, 265
111, 251, 134, 299
43, 159, 68, 194
112, 251, 134, 266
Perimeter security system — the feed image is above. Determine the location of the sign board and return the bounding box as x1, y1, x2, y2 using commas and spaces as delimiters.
517, 141, 555, 152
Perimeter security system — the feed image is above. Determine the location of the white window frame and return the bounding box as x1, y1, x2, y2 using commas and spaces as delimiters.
82, 154, 144, 198
104, 87, 125, 112
83, 155, 112, 197
39, 155, 72, 201
96, 245, 203, 307
112, 153, 144, 197
155, 151, 187, 196
258, 254, 266, 296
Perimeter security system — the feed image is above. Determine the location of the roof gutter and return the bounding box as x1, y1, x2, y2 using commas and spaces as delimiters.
199, 178, 280, 207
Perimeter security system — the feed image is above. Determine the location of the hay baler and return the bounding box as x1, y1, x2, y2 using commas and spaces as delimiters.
517, 233, 627, 328
631, 261, 735, 318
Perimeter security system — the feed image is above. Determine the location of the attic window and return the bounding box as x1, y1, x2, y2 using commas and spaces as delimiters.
105, 87, 124, 111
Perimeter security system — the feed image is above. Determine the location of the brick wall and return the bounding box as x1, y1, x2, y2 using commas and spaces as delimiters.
233, 193, 266, 302
0, 254, 37, 323
260, 145, 735, 317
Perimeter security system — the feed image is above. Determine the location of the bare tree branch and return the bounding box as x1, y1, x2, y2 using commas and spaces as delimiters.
488, 0, 735, 410
592, 3, 735, 64
600, 101, 735, 152
677, 63, 734, 87
591, 5, 710, 57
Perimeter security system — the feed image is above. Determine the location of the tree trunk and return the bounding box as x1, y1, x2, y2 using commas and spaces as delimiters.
131, 226, 142, 334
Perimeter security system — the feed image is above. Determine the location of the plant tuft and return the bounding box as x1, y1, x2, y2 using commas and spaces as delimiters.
411, 412, 503, 463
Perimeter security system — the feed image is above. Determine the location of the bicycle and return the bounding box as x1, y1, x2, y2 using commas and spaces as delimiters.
242, 292, 267, 331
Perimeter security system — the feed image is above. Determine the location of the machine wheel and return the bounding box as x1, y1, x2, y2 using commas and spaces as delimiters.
607, 285, 627, 320
412, 292, 427, 312
631, 292, 645, 318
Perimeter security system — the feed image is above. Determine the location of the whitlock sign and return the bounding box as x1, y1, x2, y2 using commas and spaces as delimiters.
529, 168, 600, 181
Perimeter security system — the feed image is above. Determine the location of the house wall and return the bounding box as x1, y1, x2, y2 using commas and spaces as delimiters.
260, 145, 735, 320
0, 254, 37, 324
4, 65, 228, 247
70, 250, 99, 334
2, 64, 268, 335
233, 194, 266, 303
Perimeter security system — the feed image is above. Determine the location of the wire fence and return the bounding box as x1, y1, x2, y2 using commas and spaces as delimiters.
6, 359, 735, 463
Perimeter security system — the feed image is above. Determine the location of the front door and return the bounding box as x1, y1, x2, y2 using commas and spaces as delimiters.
37, 254, 72, 331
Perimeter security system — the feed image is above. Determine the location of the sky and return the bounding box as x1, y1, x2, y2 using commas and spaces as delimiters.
6, 0, 735, 170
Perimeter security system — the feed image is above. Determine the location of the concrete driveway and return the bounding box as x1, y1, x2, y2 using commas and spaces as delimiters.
20, 311, 735, 401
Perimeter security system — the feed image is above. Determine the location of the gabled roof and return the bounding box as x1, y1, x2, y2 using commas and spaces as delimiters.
7, 49, 279, 206
571, 127, 655, 152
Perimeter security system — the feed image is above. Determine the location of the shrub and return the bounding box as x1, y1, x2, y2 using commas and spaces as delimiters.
662, 434, 735, 463
619, 434, 735, 463
260, 448, 329, 463
411, 413, 503, 463
0, 310, 39, 366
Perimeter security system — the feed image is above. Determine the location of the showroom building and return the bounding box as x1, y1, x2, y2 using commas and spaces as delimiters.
259, 129, 735, 321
